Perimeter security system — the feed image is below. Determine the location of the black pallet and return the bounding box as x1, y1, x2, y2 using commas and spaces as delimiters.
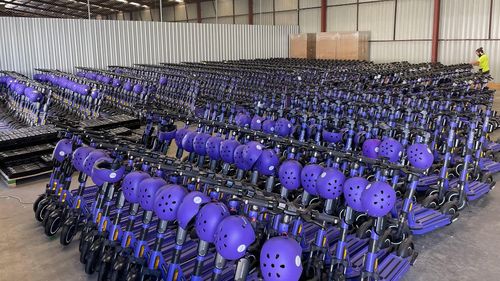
0, 125, 59, 151
0, 153, 53, 186
0, 143, 55, 162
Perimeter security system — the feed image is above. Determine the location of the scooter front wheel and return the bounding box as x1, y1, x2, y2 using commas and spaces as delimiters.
98, 261, 110, 281
44, 211, 62, 237
35, 199, 49, 222
33, 194, 45, 213
60, 223, 77, 246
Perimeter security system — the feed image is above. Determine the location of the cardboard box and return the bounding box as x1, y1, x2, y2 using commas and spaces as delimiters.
316, 32, 339, 60
290, 31, 370, 60
289, 33, 316, 59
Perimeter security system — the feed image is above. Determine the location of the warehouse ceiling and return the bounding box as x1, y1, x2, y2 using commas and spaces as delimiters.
0, 0, 207, 19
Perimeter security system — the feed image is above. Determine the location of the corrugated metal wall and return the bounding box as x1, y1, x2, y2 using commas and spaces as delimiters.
0, 17, 298, 76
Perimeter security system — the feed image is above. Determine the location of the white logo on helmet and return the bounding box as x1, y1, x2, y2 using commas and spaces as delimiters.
288, 123, 292, 128
193, 196, 202, 204
427, 147, 432, 154
59, 151, 65, 157
320, 172, 327, 178
295, 255, 301, 267
398, 151, 402, 156
256, 145, 262, 150
237, 244, 246, 253
269, 166, 275, 171
256, 119, 262, 124
374, 147, 379, 152
109, 172, 117, 179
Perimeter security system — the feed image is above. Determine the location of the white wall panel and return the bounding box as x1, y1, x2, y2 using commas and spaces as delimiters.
440, 0, 490, 39
300, 0, 321, 9
255, 0, 274, 13
276, 0, 298, 11
299, 8, 321, 32
201, 1, 216, 18
0, 17, 298, 76
254, 13, 274, 25
396, 0, 433, 40
186, 3, 198, 20
235, 15, 249, 24
275, 11, 298, 25
358, 1, 395, 40
174, 5, 187, 21
492, 0, 500, 39
328, 0, 356, 5
217, 0, 234, 16
235, 0, 249, 15
439, 40, 500, 81
370, 41, 431, 63
327, 5, 356, 32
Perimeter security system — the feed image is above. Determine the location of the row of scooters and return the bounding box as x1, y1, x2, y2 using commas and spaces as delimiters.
32, 59, 500, 281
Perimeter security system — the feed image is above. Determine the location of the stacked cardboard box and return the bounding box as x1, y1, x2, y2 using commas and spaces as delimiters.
289, 33, 316, 59
290, 31, 370, 61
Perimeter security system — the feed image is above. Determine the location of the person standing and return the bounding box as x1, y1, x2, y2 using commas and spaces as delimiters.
471, 47, 490, 75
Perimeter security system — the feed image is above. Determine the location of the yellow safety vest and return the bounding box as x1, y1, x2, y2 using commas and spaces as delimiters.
478, 54, 490, 73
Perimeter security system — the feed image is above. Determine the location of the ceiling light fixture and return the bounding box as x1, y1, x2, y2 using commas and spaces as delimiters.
116, 0, 128, 3
129, 2, 141, 6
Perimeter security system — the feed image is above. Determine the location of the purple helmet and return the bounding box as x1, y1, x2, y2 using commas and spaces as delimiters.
220, 139, 240, 164
92, 158, 125, 184
175, 128, 190, 149
262, 119, 276, 134
53, 139, 73, 162
260, 237, 303, 281
206, 136, 223, 160
251, 115, 266, 131
157, 125, 177, 142
235, 113, 251, 127
361, 181, 396, 217
193, 133, 211, 156
181, 131, 197, 153
316, 168, 345, 199
101, 76, 112, 85
362, 139, 381, 159
254, 149, 279, 176
25, 89, 43, 103
300, 164, 323, 196
159, 76, 168, 85
72, 146, 94, 172
133, 84, 143, 94
406, 143, 434, 170
123, 81, 133, 91
322, 130, 343, 144
378, 138, 403, 163
122, 171, 151, 204
90, 89, 100, 99
154, 184, 187, 221
278, 160, 303, 190
343, 177, 369, 212
275, 118, 292, 137
177, 191, 210, 229
112, 78, 121, 87
139, 177, 167, 211
195, 202, 230, 242
234, 144, 249, 170
83, 150, 107, 176
214, 216, 255, 260
242, 141, 264, 169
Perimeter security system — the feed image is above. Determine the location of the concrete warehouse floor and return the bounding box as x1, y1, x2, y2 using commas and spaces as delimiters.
1, 95, 500, 281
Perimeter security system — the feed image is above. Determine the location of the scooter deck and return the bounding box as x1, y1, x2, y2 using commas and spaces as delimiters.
485, 141, 500, 153
479, 159, 500, 173
464, 181, 492, 200
376, 251, 413, 281
409, 204, 453, 235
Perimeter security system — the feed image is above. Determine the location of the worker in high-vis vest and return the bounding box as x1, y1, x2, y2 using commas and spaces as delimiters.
471, 47, 490, 74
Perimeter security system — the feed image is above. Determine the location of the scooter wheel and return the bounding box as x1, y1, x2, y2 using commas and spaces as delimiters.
421, 194, 439, 210
33, 194, 45, 213
98, 262, 110, 281
439, 201, 458, 217
60, 223, 76, 246
34, 199, 49, 222
355, 220, 373, 239
85, 249, 98, 275
397, 238, 414, 258
44, 211, 62, 237
80, 240, 90, 264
